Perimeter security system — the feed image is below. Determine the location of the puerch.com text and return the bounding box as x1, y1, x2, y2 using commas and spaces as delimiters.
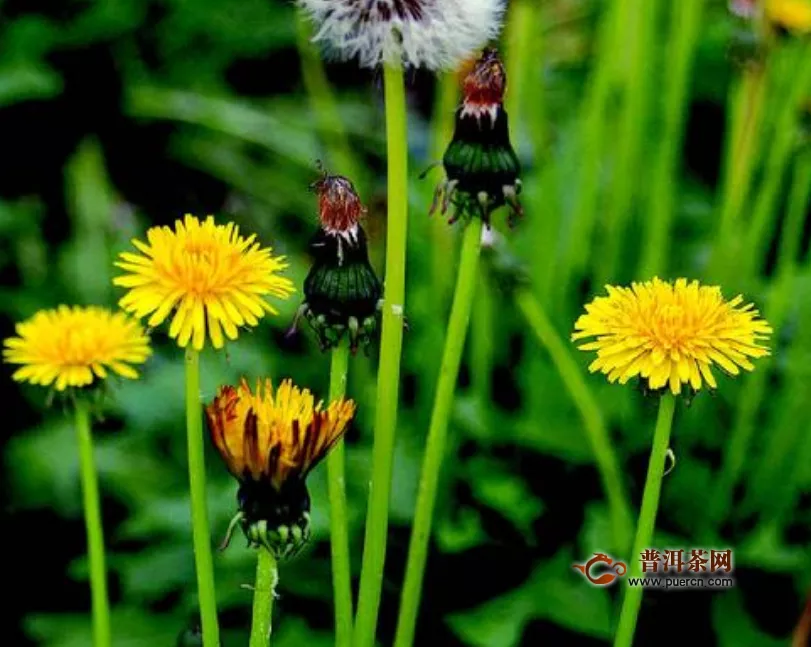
572, 549, 736, 590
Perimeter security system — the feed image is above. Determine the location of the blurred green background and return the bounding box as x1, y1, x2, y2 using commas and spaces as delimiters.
2, 0, 811, 645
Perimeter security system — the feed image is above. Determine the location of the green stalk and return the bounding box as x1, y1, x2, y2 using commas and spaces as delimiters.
353, 63, 409, 647
708, 64, 768, 281
515, 289, 633, 552
559, 0, 623, 300
733, 150, 811, 517
704, 147, 811, 533
741, 42, 811, 281
429, 71, 459, 310
185, 347, 220, 646
613, 393, 676, 647
596, 0, 656, 286
327, 341, 353, 647
75, 399, 111, 647
393, 216, 484, 647
249, 548, 278, 647
639, 0, 705, 278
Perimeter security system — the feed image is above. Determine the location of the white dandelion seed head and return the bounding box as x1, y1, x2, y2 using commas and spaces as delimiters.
297, 0, 506, 71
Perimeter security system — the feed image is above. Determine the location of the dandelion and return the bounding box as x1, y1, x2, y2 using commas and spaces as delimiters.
571, 278, 772, 647
113, 214, 294, 351
766, 0, 811, 32
3, 305, 151, 392
289, 169, 383, 353
297, 0, 506, 71
207, 377, 355, 556
3, 305, 152, 647
206, 377, 355, 646
430, 48, 523, 228
113, 214, 294, 646
572, 277, 772, 396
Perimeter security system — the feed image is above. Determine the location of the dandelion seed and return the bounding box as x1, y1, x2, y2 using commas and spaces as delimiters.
297, 0, 506, 70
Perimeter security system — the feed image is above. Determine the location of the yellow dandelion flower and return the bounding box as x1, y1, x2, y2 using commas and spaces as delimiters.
3, 305, 151, 391
113, 214, 295, 351
766, 0, 811, 33
571, 278, 772, 396
206, 377, 355, 489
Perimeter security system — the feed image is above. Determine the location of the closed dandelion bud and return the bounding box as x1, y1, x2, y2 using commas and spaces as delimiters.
291, 171, 383, 353
206, 378, 355, 561
296, 0, 506, 71
430, 48, 523, 228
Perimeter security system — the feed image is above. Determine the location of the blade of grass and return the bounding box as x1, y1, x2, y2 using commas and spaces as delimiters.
638, 0, 705, 278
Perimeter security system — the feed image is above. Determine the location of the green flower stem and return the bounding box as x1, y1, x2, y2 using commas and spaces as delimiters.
185, 347, 220, 646
707, 148, 811, 530
559, 0, 623, 299
638, 0, 704, 278
595, 0, 657, 286
613, 393, 676, 647
708, 63, 768, 282
249, 548, 278, 647
393, 216, 484, 647
741, 41, 811, 281
515, 288, 633, 552
428, 71, 459, 309
75, 399, 111, 647
353, 62, 409, 647
327, 341, 353, 647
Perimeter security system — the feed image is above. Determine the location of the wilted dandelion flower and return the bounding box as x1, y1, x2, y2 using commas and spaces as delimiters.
430, 48, 522, 227
113, 215, 295, 351
289, 169, 383, 353
571, 278, 772, 396
3, 305, 151, 391
206, 377, 356, 559
297, 0, 505, 70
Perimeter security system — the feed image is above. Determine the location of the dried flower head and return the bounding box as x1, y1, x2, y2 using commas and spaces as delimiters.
572, 278, 772, 396
310, 166, 366, 233
290, 170, 383, 353
113, 215, 295, 351
3, 305, 151, 392
206, 377, 356, 558
430, 48, 522, 227
297, 0, 506, 70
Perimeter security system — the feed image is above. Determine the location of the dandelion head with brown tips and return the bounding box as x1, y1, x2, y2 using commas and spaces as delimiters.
3, 305, 151, 392
113, 215, 295, 351
571, 278, 772, 396
206, 377, 356, 559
